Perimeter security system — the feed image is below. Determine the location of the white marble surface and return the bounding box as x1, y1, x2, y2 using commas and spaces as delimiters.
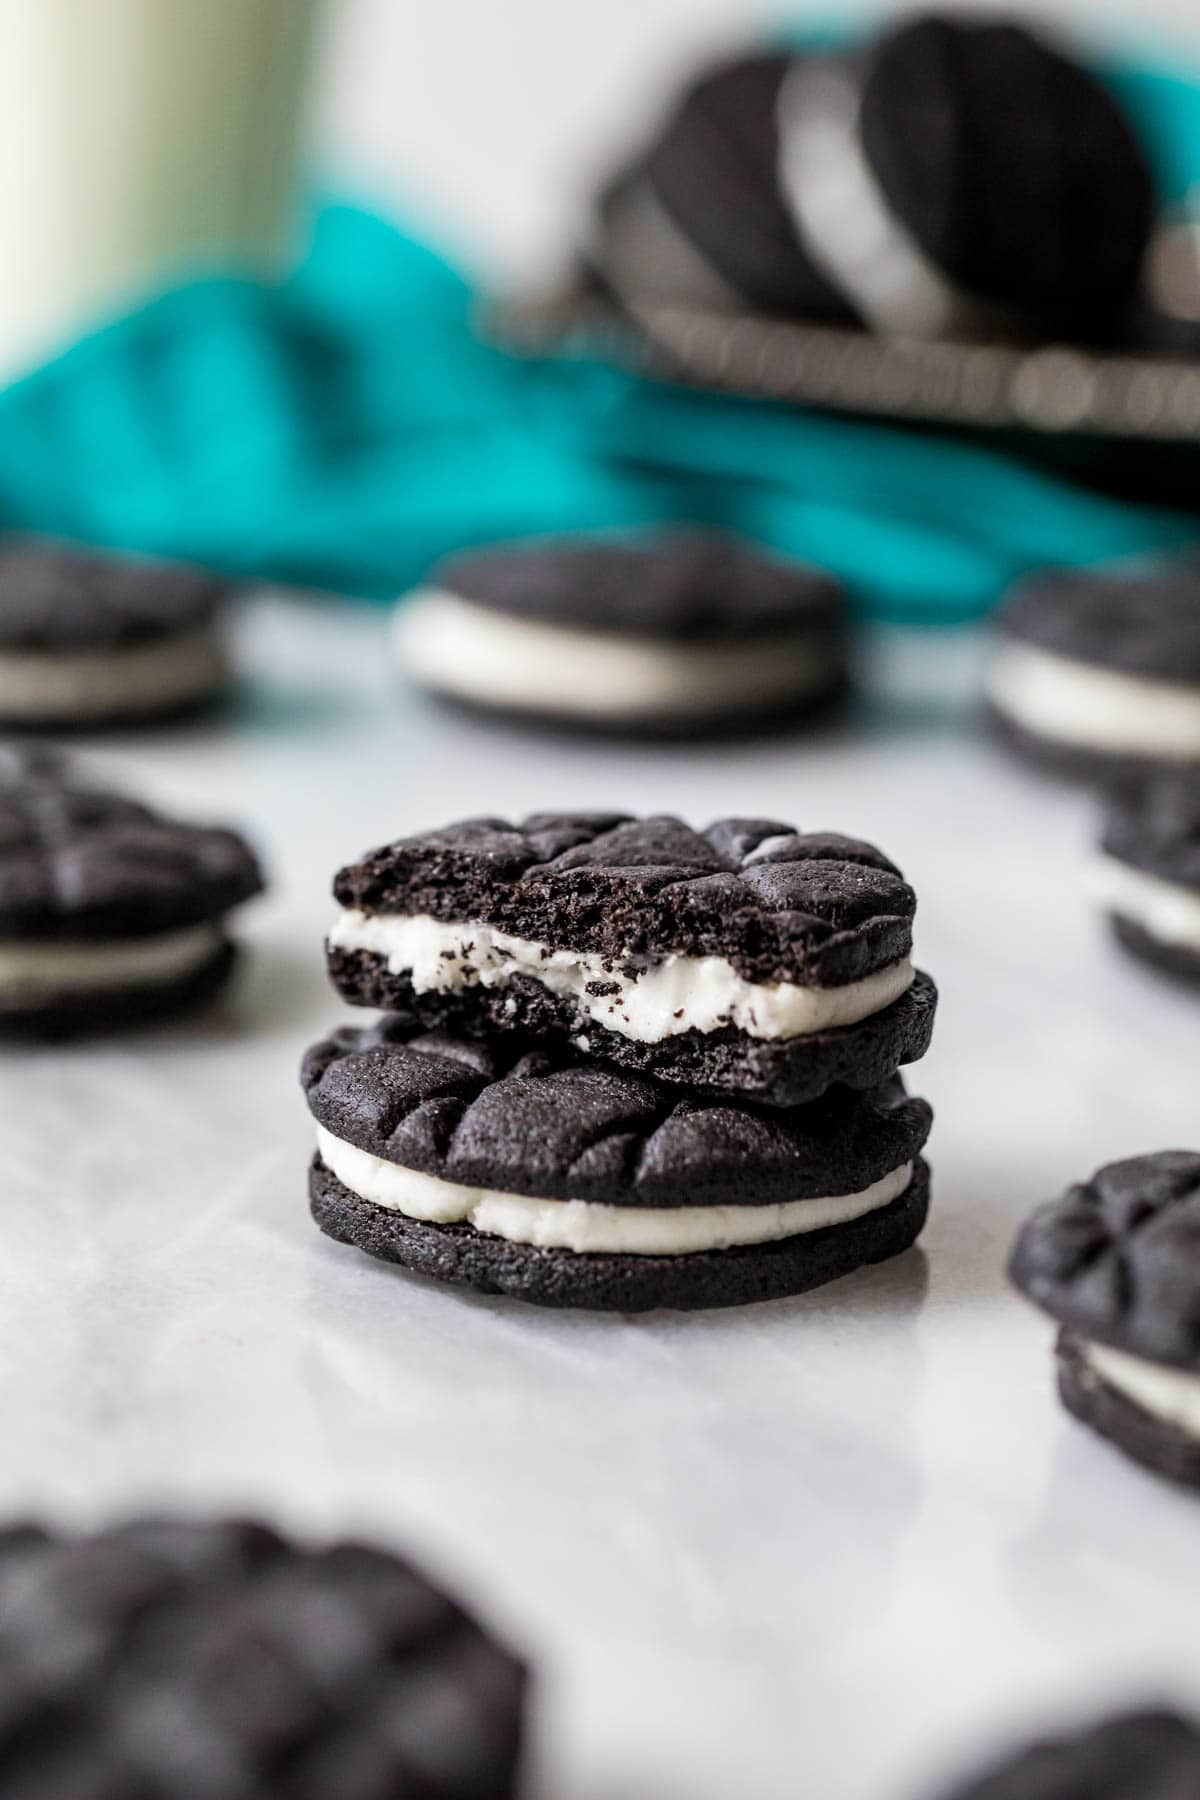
3, 596, 1199, 1800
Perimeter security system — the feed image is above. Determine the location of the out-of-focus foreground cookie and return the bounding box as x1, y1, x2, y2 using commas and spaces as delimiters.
935, 1707, 1200, 1799
0, 1517, 527, 1798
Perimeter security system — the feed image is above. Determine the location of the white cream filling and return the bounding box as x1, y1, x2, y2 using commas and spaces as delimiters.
1082, 1340, 1200, 1439
0, 626, 226, 720
0, 923, 222, 1000
316, 1124, 914, 1256
988, 640, 1200, 758
326, 910, 914, 1044
1089, 857, 1200, 952
395, 589, 839, 722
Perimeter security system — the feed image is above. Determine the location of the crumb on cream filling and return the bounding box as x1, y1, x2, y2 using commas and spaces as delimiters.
316, 1124, 915, 1256
326, 910, 915, 1044
989, 640, 1200, 758
395, 589, 841, 721
0, 923, 224, 1002
1081, 1339, 1200, 1440
0, 626, 226, 720
1089, 857, 1200, 953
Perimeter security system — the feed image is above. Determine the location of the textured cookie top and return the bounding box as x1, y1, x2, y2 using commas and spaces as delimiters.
1103, 771, 1200, 890
0, 538, 229, 651
303, 1018, 932, 1208
860, 17, 1153, 333
431, 532, 846, 643
638, 52, 852, 319
333, 813, 915, 987
1009, 1152, 1200, 1371
0, 1518, 525, 1800
0, 747, 263, 939
942, 1709, 1200, 1800
997, 566, 1200, 682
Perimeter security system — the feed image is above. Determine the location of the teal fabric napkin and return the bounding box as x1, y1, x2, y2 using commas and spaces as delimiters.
0, 54, 1198, 622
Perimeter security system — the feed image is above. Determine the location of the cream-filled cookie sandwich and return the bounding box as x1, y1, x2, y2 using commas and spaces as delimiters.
326, 811, 936, 1108
0, 537, 232, 728
0, 747, 262, 1035
989, 564, 1200, 781
1011, 1151, 1200, 1490
304, 1017, 932, 1310
396, 533, 849, 737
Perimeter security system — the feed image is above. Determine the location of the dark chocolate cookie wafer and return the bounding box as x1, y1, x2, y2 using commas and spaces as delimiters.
326, 812, 936, 1107
988, 564, 1200, 781
938, 1707, 1200, 1800
622, 51, 853, 319
856, 17, 1153, 338
0, 746, 262, 1034
302, 1016, 932, 1310
1010, 1151, 1200, 1489
0, 536, 231, 726
0, 1517, 526, 1798
595, 19, 1151, 345
1094, 770, 1200, 983
396, 533, 849, 737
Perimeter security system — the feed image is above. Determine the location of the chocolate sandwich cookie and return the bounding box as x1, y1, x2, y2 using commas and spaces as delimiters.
0, 536, 231, 727
832, 16, 1153, 340
595, 52, 853, 321
397, 533, 850, 735
596, 19, 1151, 343
326, 812, 937, 1108
1010, 1152, 1200, 1489
988, 564, 1200, 780
0, 747, 262, 1035
939, 1708, 1200, 1800
1094, 771, 1200, 982
303, 1017, 932, 1310
0, 1517, 526, 1798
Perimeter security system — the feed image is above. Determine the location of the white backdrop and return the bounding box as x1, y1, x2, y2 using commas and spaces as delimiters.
315, 0, 1200, 277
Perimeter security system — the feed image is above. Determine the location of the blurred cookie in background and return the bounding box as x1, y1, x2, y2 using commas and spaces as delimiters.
0, 537, 232, 728
592, 15, 1154, 345
987, 563, 1200, 780
0, 746, 263, 1036
936, 1708, 1200, 1799
1010, 1151, 1200, 1491
0, 1516, 528, 1799
595, 51, 853, 323
832, 15, 1153, 341
1093, 770, 1200, 984
395, 532, 849, 736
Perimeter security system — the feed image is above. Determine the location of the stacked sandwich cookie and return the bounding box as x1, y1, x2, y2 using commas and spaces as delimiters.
305, 813, 938, 1311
